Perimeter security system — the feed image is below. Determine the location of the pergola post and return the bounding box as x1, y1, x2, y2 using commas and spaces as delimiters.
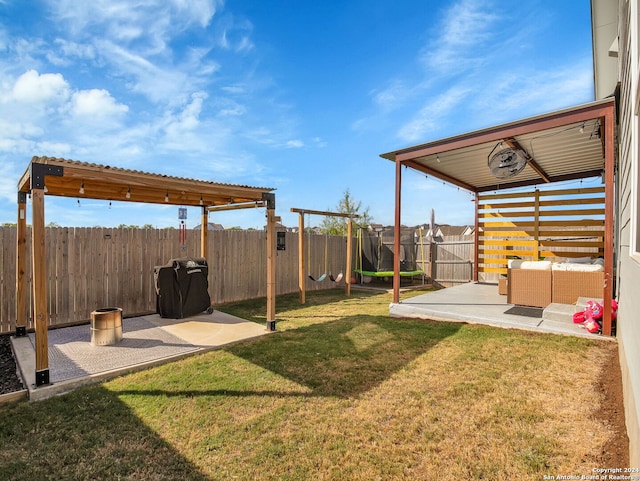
31, 187, 49, 386
602, 106, 615, 336
393, 158, 402, 303
264, 193, 277, 331
15, 192, 28, 337
297, 212, 305, 304
200, 206, 208, 259
346, 218, 353, 297
473, 193, 479, 282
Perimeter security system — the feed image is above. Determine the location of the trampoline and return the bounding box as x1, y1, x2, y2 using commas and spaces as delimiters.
355, 227, 424, 280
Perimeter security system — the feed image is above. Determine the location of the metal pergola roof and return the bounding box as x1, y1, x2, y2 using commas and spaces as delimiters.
380, 98, 614, 193
18, 156, 275, 206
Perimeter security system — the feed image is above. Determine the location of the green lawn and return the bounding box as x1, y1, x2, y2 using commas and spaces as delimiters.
0, 288, 618, 480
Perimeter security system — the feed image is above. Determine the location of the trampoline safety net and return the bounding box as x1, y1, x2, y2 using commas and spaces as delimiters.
360, 228, 419, 274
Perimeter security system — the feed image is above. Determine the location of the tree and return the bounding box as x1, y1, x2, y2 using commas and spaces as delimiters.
320, 189, 373, 235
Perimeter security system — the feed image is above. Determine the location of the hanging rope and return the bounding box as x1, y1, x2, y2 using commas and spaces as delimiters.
307, 214, 327, 282
329, 234, 344, 282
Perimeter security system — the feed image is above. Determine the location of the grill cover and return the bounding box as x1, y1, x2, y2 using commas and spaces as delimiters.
154, 258, 211, 319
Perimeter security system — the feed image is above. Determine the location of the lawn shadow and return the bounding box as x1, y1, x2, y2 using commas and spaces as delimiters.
225, 314, 462, 399
219, 288, 387, 323
0, 386, 211, 481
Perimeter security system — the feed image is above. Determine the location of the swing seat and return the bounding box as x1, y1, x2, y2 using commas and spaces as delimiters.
329, 273, 343, 283
308, 273, 327, 282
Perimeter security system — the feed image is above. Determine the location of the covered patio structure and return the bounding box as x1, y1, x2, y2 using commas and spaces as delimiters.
15, 156, 278, 387
381, 98, 616, 336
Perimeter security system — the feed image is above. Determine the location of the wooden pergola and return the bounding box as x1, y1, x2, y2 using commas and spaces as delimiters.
381, 98, 616, 335
16, 156, 277, 387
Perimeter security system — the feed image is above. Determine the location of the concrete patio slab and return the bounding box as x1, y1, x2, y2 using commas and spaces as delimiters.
11, 310, 270, 401
391, 282, 610, 340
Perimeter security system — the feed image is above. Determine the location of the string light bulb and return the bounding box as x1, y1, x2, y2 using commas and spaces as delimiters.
79, 182, 85, 195
165, 191, 169, 203
125, 187, 131, 199
199, 195, 204, 206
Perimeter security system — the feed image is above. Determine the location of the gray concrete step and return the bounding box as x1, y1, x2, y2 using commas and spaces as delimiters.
577, 296, 603, 310
542, 303, 578, 323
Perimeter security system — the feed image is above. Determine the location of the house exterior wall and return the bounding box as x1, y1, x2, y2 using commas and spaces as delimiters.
612, 0, 640, 465
593, 0, 620, 98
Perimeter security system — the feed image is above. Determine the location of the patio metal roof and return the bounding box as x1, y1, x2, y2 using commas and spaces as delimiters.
18, 156, 275, 207
380, 98, 615, 192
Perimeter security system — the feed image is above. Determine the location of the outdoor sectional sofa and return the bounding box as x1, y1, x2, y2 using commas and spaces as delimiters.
506, 258, 604, 308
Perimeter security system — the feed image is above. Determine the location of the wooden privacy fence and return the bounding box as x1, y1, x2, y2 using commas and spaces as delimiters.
416, 235, 474, 287
477, 186, 606, 281
0, 227, 349, 333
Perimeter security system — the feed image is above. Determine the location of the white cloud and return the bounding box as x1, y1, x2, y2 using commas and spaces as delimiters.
35, 141, 72, 157
220, 27, 254, 53
46, 39, 97, 66
420, 0, 499, 74
48, 0, 221, 47
216, 15, 255, 52
164, 91, 206, 137
0, 160, 19, 203
397, 86, 471, 142
93, 39, 200, 105
371, 79, 415, 111
312, 137, 327, 148
39, 0, 226, 105
71, 88, 129, 118
285, 139, 303, 148
212, 97, 246, 117
469, 58, 594, 123
10, 69, 70, 104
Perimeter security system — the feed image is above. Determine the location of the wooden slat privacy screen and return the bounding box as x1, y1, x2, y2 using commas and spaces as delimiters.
478, 186, 605, 277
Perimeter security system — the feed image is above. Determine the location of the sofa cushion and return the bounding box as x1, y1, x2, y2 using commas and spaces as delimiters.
507, 260, 551, 270
551, 262, 603, 272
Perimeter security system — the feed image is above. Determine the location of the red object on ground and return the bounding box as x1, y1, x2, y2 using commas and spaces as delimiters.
583, 317, 602, 333
585, 300, 603, 320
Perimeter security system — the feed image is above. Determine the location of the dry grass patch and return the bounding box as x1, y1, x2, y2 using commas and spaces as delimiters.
0, 288, 626, 480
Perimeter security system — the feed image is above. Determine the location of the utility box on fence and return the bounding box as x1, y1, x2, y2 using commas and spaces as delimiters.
154, 258, 213, 319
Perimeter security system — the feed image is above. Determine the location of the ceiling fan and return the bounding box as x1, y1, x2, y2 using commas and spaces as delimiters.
487, 147, 528, 179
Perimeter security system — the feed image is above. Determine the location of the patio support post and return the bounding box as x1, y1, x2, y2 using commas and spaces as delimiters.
473, 193, 479, 282
31, 187, 49, 386
393, 158, 402, 303
200, 207, 208, 260
15, 192, 28, 337
346, 218, 353, 297
298, 212, 305, 304
264, 193, 277, 331
602, 107, 615, 336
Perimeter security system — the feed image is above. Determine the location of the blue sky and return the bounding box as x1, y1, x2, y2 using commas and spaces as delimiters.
0, 0, 594, 229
